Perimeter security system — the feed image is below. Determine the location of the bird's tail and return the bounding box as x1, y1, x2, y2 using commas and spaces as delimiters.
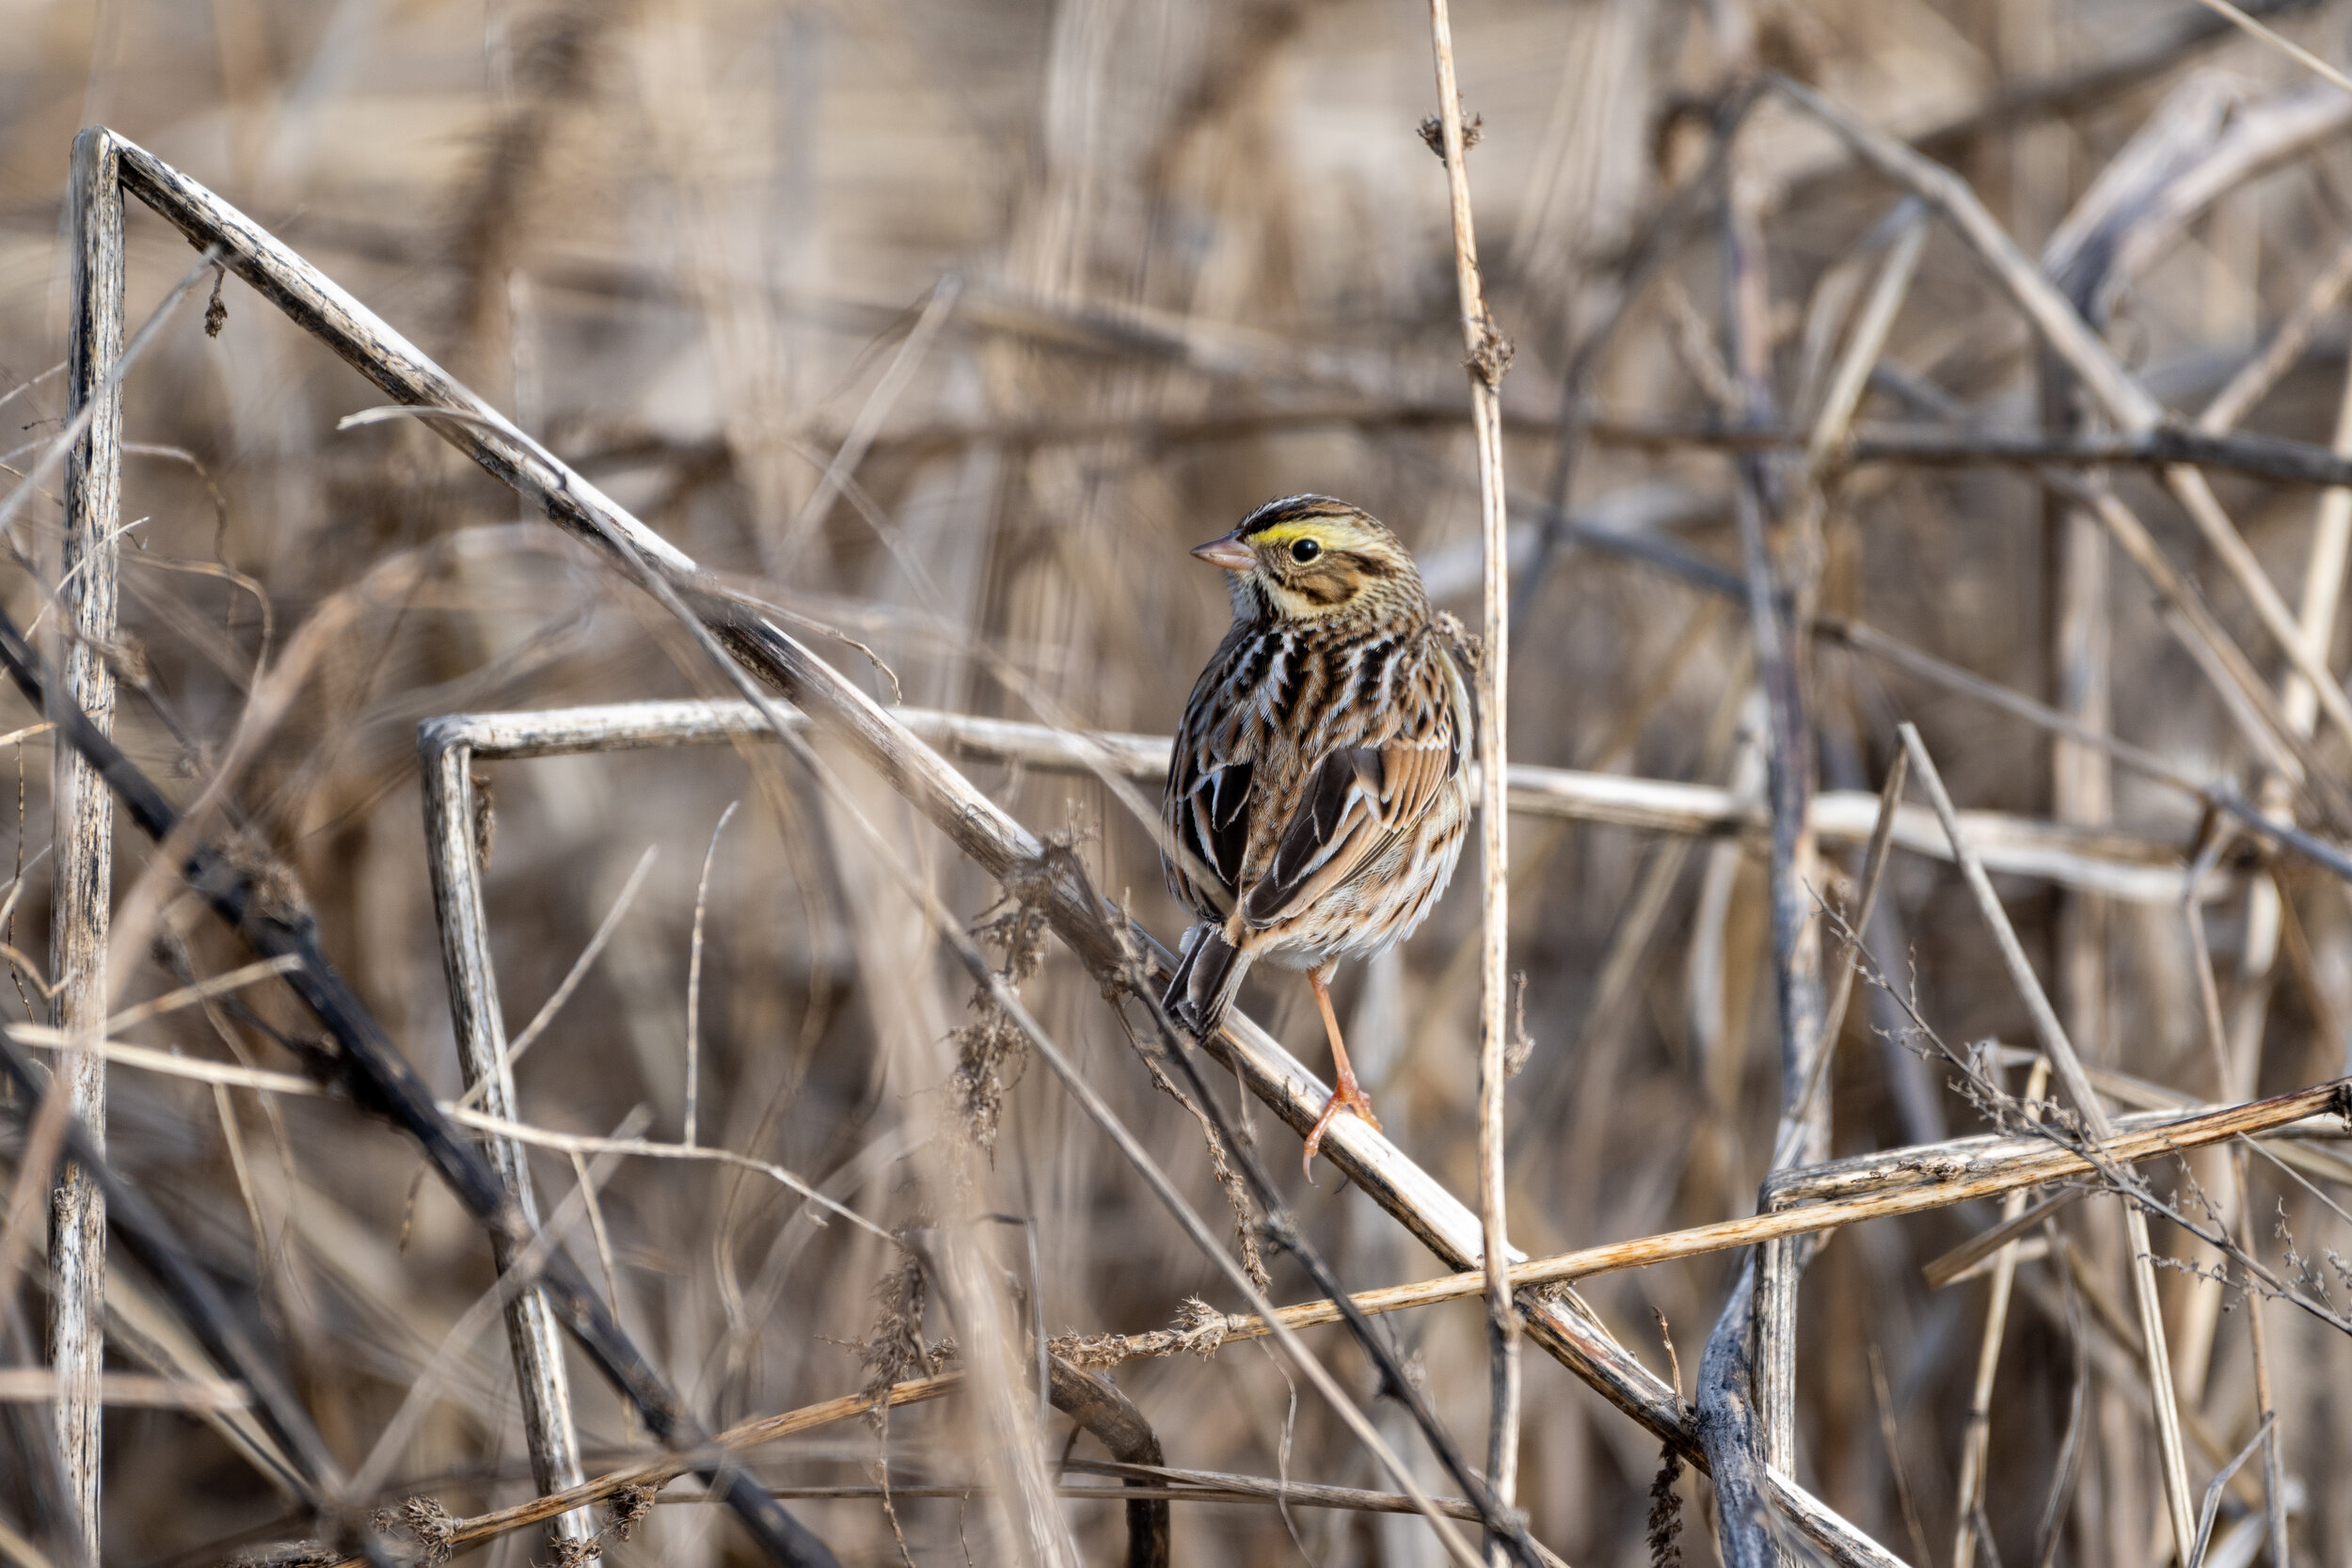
1166, 926, 1253, 1036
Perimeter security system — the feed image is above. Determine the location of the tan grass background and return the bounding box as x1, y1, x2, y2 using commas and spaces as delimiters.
3, 0, 2352, 1564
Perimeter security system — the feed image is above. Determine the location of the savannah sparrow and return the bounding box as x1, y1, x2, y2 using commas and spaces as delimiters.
1162, 494, 1478, 1177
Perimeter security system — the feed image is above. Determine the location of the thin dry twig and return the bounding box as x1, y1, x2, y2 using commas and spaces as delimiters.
1898, 724, 2199, 1558
1421, 0, 1520, 1547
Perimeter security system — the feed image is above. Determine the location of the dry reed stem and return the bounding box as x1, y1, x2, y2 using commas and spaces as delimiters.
47, 129, 127, 1558
0, 1372, 249, 1409
1041, 1081, 2350, 1359
1950, 1056, 2048, 1568
417, 715, 597, 1550
1421, 0, 1518, 1544
2183, 0, 2352, 94
420, 696, 2240, 899
1899, 726, 2200, 1559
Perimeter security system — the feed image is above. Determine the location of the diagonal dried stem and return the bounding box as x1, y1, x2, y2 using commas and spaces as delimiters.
1898, 723, 2200, 1560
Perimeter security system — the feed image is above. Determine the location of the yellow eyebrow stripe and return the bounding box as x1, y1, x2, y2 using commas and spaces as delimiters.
1248, 521, 1333, 548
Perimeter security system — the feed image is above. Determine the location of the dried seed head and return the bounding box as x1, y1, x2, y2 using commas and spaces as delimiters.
368, 1498, 456, 1566
607, 1483, 658, 1543
858, 1247, 953, 1413
1418, 110, 1484, 158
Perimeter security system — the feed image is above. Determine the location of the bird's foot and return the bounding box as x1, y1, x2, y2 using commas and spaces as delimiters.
1302, 1078, 1381, 1182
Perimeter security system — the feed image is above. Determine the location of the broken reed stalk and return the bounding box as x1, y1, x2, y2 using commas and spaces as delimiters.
1422, 0, 1518, 1544
1511, 469, 2352, 882
96, 1053, 2352, 1568
417, 731, 596, 1550
98, 123, 1927, 1568
50, 123, 124, 1560
1810, 617, 2352, 880
1046, 1356, 1170, 1568
47, 719, 2350, 1328
1897, 725, 2199, 1560
2232, 1145, 2291, 1568
301, 1374, 1542, 1568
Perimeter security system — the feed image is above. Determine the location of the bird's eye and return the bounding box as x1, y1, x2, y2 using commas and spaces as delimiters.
1289, 537, 1322, 564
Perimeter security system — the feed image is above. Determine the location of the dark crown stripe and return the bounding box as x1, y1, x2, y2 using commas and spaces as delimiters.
1237, 493, 1355, 536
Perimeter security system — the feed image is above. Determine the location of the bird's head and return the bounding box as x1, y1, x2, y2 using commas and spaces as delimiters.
1191, 495, 1424, 625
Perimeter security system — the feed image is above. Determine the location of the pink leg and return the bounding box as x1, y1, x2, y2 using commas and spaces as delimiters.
1302, 964, 1380, 1180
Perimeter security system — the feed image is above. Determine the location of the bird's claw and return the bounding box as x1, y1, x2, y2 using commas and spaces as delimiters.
1301, 1081, 1381, 1183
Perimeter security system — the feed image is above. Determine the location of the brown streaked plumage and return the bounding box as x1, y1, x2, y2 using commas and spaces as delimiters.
1161, 494, 1478, 1176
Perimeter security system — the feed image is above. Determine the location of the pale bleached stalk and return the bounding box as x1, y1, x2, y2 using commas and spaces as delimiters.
87, 1006, 2348, 1290
461, 843, 659, 1101
417, 723, 596, 1549
1423, 1, 1517, 1545
48, 125, 125, 1562
2154, 276, 2352, 1429
1951, 1056, 2049, 1568
0, 1370, 250, 1408
426, 697, 2223, 900
684, 800, 738, 1148
2221, 293, 2352, 1568
2177, 254, 2352, 1537
2182, 0, 2352, 95
102, 956, 301, 1033
2233, 1145, 2290, 1568
1898, 724, 2199, 1560
12, 1022, 893, 1237
1752, 204, 1926, 1490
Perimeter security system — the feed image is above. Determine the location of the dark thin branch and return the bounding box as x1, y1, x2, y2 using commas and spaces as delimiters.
0, 575, 837, 1567
0, 1039, 385, 1567
1048, 1356, 1169, 1568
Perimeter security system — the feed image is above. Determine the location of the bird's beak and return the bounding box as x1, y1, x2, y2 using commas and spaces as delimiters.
1191, 534, 1255, 572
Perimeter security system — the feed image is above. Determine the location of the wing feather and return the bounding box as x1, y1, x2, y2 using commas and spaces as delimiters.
1240, 637, 1468, 929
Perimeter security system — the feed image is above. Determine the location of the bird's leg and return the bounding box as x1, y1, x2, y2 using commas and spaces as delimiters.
1302, 962, 1380, 1180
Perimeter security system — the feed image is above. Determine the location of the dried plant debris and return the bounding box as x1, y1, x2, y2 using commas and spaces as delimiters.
1052, 1296, 1236, 1368
860, 1247, 957, 1410
606, 1483, 657, 1543
230, 1545, 340, 1568
548, 1537, 602, 1568
1418, 110, 1484, 156
1645, 1443, 1686, 1568
948, 886, 1051, 1159
369, 1499, 456, 1567
1504, 968, 1535, 1078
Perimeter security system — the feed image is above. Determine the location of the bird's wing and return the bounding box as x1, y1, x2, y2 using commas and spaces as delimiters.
1240, 658, 1464, 928
1172, 752, 1252, 913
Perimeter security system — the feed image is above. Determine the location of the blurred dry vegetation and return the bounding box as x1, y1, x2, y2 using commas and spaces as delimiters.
5, 0, 2352, 1565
